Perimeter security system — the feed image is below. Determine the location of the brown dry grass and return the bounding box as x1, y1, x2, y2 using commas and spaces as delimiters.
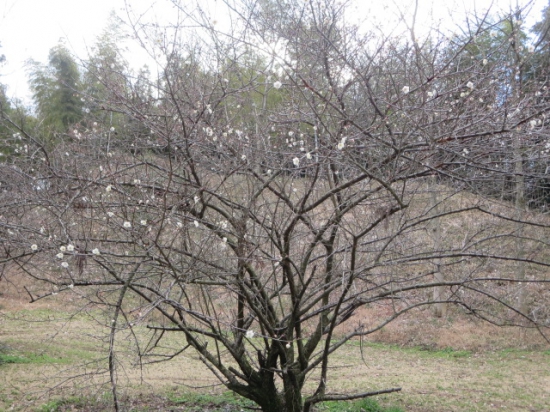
1, 282, 549, 412
347, 305, 550, 351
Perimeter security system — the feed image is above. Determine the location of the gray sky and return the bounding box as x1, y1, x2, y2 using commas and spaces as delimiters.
0, 0, 545, 105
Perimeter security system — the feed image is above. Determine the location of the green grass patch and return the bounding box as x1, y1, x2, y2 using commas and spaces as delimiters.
424, 347, 472, 359
0, 351, 68, 365
351, 340, 472, 359
168, 390, 255, 410
35, 396, 99, 412
318, 398, 404, 412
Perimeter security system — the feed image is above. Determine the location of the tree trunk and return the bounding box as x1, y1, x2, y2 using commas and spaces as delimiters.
431, 176, 446, 318
514, 134, 527, 317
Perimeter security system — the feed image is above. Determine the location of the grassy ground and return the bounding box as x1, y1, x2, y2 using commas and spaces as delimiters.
1, 294, 549, 412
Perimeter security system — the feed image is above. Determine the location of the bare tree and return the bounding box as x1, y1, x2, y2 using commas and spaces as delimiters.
1, 1, 550, 411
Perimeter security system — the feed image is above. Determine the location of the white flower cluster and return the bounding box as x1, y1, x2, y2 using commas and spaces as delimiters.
337, 137, 347, 150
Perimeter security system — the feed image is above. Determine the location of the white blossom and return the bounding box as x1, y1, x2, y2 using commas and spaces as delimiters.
110, 127, 115, 132
466, 81, 474, 90
140, 219, 147, 226
306, 152, 312, 160
107, 212, 114, 218
31, 244, 38, 251
402, 86, 410, 94
67, 244, 74, 252
427, 91, 434, 97
337, 137, 347, 150
292, 157, 300, 167
483, 59, 488, 66
92, 248, 100, 255
193, 220, 199, 228
56, 253, 64, 259
288, 131, 294, 137
245, 330, 255, 338
61, 262, 69, 268
68, 284, 74, 289
241, 154, 247, 161
105, 185, 112, 192
60, 246, 67, 252
273, 81, 282, 89
123, 221, 132, 229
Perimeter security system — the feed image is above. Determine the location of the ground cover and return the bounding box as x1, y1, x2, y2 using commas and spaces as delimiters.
1, 293, 548, 412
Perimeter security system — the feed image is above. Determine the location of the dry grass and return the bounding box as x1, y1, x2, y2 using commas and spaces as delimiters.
1, 284, 549, 412
346, 305, 550, 351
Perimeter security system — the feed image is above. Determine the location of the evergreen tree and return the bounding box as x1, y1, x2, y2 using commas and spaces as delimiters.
0, 43, 14, 159
28, 41, 83, 136
532, 1, 550, 83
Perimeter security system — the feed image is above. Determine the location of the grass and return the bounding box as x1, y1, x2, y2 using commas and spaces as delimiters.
350, 340, 473, 359
167, 391, 256, 411
33, 392, 402, 412
318, 398, 403, 412
0, 352, 66, 365
36, 397, 89, 412
1, 303, 549, 411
